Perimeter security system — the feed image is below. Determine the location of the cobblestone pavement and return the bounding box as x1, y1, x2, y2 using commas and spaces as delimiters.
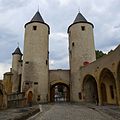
29, 103, 116, 120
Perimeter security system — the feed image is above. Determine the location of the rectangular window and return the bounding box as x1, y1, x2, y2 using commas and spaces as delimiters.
34, 82, 38, 85
18, 74, 22, 92
46, 60, 48, 65
33, 26, 37, 30
72, 42, 74, 47
25, 82, 29, 85
81, 26, 85, 31
110, 85, 114, 99
25, 61, 29, 64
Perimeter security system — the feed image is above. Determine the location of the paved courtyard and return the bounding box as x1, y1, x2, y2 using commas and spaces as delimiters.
28, 103, 117, 120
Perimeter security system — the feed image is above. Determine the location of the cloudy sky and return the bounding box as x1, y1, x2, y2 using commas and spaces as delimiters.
0, 0, 120, 79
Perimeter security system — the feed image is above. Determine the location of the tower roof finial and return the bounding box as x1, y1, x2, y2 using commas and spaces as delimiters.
17, 42, 19, 47
37, 3, 39, 12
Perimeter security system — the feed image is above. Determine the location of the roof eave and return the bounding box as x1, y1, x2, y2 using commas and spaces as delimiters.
67, 21, 94, 33
24, 21, 50, 34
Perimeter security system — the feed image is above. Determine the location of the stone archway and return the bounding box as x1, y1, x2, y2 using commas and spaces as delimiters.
117, 62, 120, 103
50, 82, 70, 102
0, 89, 3, 108
100, 68, 117, 105
83, 75, 98, 103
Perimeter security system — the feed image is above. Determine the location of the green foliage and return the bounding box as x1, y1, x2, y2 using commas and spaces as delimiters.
95, 50, 106, 59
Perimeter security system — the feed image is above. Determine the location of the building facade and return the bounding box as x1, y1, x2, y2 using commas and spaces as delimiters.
3, 11, 120, 106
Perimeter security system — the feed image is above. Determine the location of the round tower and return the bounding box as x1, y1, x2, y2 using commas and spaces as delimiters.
68, 12, 96, 101
12, 47, 22, 93
22, 11, 50, 103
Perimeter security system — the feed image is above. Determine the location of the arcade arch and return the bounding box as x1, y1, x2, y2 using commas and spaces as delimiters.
83, 75, 98, 103
117, 62, 120, 103
0, 89, 3, 108
100, 68, 117, 105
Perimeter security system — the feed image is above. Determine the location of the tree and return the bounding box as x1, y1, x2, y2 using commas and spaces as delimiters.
95, 50, 106, 59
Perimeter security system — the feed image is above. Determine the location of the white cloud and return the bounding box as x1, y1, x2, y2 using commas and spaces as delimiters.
58, 0, 71, 6
49, 32, 69, 69
0, 0, 120, 75
0, 63, 11, 79
102, 45, 117, 54
49, 60, 55, 69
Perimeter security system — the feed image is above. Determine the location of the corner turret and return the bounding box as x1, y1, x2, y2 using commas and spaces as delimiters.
12, 47, 22, 93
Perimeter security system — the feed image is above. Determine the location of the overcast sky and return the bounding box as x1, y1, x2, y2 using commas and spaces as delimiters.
0, 0, 120, 79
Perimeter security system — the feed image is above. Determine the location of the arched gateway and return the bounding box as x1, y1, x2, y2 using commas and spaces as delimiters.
50, 83, 70, 102
49, 70, 70, 102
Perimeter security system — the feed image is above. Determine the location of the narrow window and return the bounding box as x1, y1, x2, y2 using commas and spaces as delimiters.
37, 95, 40, 101
81, 26, 85, 31
18, 74, 22, 92
33, 26, 37, 30
46, 60, 48, 65
25, 61, 29, 64
110, 85, 114, 99
79, 92, 82, 99
72, 42, 74, 47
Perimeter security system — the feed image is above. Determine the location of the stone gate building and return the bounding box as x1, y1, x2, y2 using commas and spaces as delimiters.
3, 11, 120, 106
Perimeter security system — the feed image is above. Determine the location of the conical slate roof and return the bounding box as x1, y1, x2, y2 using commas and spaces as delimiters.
25, 10, 50, 33
67, 12, 94, 33
12, 47, 22, 56
74, 12, 87, 23
31, 11, 44, 23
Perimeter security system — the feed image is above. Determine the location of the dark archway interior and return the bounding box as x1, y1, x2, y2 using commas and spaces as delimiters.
0, 89, 3, 107
101, 83, 107, 104
0, 89, 3, 95
83, 75, 98, 103
117, 62, 120, 98
50, 83, 70, 102
100, 68, 117, 105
